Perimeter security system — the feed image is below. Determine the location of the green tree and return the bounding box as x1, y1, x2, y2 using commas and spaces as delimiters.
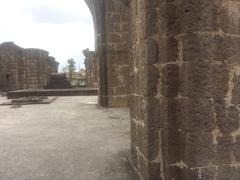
65, 58, 76, 82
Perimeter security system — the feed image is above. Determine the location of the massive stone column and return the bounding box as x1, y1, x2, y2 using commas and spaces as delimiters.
85, 0, 130, 107
130, 0, 240, 179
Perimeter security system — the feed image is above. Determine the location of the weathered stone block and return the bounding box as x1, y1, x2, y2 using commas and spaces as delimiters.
183, 166, 217, 180
159, 36, 179, 63
108, 96, 129, 107
147, 38, 159, 65
232, 74, 240, 105
219, 2, 240, 35
182, 34, 218, 62
180, 98, 215, 133
147, 97, 160, 130
211, 64, 229, 98
159, 0, 180, 36
161, 64, 180, 97
184, 132, 215, 167
180, 62, 211, 98
215, 99, 239, 134
233, 136, 240, 162
217, 166, 237, 180
214, 135, 232, 165
180, 0, 219, 32
216, 36, 240, 64
161, 129, 183, 165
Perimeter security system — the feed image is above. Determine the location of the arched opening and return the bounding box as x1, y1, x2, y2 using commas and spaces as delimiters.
0, 0, 96, 90
85, 0, 130, 107
0, 1, 137, 180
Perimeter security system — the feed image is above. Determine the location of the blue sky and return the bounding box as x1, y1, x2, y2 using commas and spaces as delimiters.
0, 0, 95, 71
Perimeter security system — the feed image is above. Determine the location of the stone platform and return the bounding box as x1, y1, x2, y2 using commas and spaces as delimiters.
7, 88, 98, 99
0, 96, 58, 106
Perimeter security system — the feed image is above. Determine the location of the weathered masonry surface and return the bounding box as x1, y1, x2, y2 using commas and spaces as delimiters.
129, 0, 240, 179
86, 0, 240, 180
0, 42, 58, 91
85, 0, 130, 107
83, 48, 99, 88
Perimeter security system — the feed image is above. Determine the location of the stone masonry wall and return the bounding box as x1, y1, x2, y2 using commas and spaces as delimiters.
0, 42, 58, 91
129, 0, 240, 179
85, 0, 130, 107
85, 0, 240, 179
83, 48, 99, 88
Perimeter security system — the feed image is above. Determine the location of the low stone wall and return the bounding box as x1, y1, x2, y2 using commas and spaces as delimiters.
0, 42, 58, 91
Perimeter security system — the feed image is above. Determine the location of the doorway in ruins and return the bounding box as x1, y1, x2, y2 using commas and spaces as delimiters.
0, 0, 96, 90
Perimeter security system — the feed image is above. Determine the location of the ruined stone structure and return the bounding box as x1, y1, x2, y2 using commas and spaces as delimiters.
83, 48, 99, 88
86, 0, 240, 179
45, 74, 72, 89
0, 42, 58, 91
85, 0, 130, 107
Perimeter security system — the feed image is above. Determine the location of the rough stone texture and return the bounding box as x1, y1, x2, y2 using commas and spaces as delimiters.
85, 0, 130, 107
128, 0, 240, 179
85, 0, 240, 179
0, 42, 59, 91
83, 48, 99, 88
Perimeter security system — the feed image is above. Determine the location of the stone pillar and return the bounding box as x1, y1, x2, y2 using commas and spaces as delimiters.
83, 48, 99, 88
85, 0, 130, 107
24, 48, 57, 89
0, 42, 22, 90
49, 57, 59, 74
130, 0, 240, 179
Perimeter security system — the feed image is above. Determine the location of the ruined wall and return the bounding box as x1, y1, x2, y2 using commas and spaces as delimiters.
85, 0, 130, 107
0, 42, 22, 90
0, 42, 58, 90
130, 0, 240, 179
83, 48, 99, 88
48, 57, 59, 74
85, 0, 240, 179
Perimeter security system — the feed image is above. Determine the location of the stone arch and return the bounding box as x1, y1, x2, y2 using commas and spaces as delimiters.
85, 0, 130, 107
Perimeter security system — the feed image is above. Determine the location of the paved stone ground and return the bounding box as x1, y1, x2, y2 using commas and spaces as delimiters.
0, 96, 137, 180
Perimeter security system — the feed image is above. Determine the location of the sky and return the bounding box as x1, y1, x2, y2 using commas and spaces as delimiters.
0, 0, 95, 71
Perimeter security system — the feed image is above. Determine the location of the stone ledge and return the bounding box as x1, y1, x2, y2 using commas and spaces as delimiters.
7, 88, 98, 99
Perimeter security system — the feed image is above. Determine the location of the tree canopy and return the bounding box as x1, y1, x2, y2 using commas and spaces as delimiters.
64, 58, 76, 81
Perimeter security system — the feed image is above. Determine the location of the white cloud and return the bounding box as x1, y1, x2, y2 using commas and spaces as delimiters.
0, 0, 94, 70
